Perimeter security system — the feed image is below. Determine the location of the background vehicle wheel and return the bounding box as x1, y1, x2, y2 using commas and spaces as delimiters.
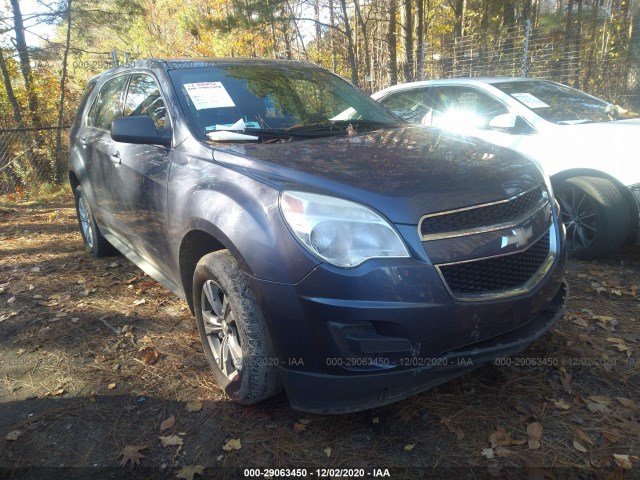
554, 176, 629, 260
193, 250, 282, 404
73, 185, 114, 257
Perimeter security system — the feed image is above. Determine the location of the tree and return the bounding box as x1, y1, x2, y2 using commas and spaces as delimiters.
400, 0, 413, 81
387, 0, 398, 85
0, 47, 24, 128
9, 0, 41, 127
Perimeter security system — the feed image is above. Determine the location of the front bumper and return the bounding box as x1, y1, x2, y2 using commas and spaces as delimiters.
281, 279, 567, 413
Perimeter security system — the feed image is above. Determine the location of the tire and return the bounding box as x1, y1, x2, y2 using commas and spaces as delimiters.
554, 176, 630, 260
73, 185, 114, 257
193, 250, 282, 404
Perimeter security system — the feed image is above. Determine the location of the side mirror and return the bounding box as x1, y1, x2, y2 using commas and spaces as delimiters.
111, 116, 171, 147
488, 113, 518, 129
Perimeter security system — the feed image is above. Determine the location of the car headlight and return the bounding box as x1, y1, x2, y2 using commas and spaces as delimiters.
280, 191, 410, 268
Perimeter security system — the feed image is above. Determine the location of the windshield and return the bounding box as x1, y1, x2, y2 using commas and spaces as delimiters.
492, 80, 639, 124
169, 64, 401, 142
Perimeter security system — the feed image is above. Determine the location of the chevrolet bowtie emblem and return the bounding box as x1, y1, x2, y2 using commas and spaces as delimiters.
501, 226, 534, 248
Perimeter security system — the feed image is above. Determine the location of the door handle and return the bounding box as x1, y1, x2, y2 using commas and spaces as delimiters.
110, 151, 121, 164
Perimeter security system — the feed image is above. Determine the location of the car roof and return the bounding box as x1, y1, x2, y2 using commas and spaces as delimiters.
373, 77, 554, 96
88, 57, 321, 83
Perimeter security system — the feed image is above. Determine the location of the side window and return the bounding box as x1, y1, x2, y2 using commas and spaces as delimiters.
88, 75, 127, 130
430, 86, 508, 125
379, 89, 431, 124
124, 74, 168, 130
74, 81, 96, 128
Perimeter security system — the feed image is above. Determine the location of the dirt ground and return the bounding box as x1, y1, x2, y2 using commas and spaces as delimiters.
1, 194, 639, 480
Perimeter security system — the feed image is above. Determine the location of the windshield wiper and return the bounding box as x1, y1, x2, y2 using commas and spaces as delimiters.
206, 127, 346, 142
244, 127, 336, 138
557, 119, 593, 125
334, 119, 400, 128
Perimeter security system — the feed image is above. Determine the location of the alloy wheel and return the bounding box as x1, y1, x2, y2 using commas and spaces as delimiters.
77, 194, 94, 249
557, 188, 598, 253
200, 279, 243, 381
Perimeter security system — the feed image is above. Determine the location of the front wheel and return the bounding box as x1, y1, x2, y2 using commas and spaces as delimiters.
554, 176, 630, 260
193, 250, 282, 404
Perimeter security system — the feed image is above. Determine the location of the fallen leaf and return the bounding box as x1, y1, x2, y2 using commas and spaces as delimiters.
613, 454, 633, 470
107, 383, 117, 390
176, 465, 204, 480
586, 402, 609, 413
293, 422, 307, 433
588, 395, 612, 405
596, 321, 617, 332
494, 446, 513, 457
7, 296, 16, 304
510, 438, 527, 446
440, 416, 465, 440
573, 440, 587, 453
372, 416, 380, 424
51, 388, 65, 396
404, 444, 415, 451
481, 448, 495, 459
133, 299, 146, 306
527, 422, 543, 439
489, 427, 512, 448
160, 414, 176, 432
552, 399, 571, 410
560, 373, 574, 395
186, 400, 203, 412
119, 444, 147, 467
222, 438, 242, 451
6, 430, 21, 441
158, 434, 184, 453
572, 427, 594, 446
571, 317, 589, 328
144, 350, 160, 365
603, 429, 622, 443
614, 397, 638, 409
527, 422, 543, 450
324, 447, 331, 457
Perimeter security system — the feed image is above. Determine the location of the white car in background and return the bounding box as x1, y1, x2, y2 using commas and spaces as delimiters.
372, 78, 640, 260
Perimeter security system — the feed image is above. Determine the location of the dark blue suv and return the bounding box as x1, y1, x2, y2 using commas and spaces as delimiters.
68, 59, 567, 413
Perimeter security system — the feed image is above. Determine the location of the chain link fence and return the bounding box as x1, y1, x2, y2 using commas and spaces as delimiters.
0, 127, 70, 195
419, 22, 637, 110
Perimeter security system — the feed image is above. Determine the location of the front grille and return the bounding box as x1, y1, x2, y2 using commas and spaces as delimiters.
438, 230, 551, 296
421, 186, 545, 238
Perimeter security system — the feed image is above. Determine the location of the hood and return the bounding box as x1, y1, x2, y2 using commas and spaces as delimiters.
212, 126, 545, 224
526, 118, 640, 185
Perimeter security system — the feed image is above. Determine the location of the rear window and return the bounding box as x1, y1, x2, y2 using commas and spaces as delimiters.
72, 81, 96, 128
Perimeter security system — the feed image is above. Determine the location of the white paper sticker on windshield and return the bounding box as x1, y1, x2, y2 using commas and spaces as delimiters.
511, 93, 550, 109
184, 82, 236, 110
